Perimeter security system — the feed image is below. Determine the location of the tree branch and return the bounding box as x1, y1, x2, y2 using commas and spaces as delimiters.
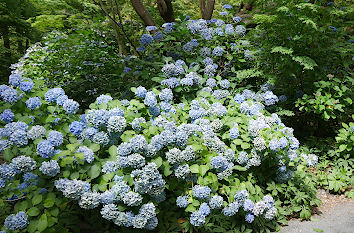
130, 0, 156, 26
157, 0, 175, 22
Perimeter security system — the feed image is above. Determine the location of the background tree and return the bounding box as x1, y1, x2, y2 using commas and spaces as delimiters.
200, 0, 215, 20
0, 0, 37, 82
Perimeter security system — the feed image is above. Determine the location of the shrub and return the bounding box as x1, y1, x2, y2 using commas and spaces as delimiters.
250, 1, 353, 139
1, 6, 319, 232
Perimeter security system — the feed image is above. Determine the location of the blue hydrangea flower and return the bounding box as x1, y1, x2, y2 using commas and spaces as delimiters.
234, 190, 249, 203
212, 46, 224, 56
19, 80, 34, 92
48, 130, 63, 147
0, 139, 10, 152
76, 146, 94, 163
222, 202, 239, 216
220, 79, 230, 89
263, 91, 279, 106
225, 24, 234, 35
92, 131, 109, 145
199, 203, 211, 216
56, 95, 68, 106
55, 178, 90, 200
136, 86, 147, 98
214, 27, 224, 36
0, 163, 17, 180
210, 156, 229, 171
235, 25, 246, 35
159, 88, 173, 102
9, 73, 22, 87
243, 199, 255, 211
37, 140, 55, 158
1, 87, 19, 104
27, 125, 46, 140
69, 121, 84, 135
161, 77, 179, 88
139, 34, 153, 46
11, 156, 36, 173
9, 129, 28, 146
0, 109, 14, 123
289, 136, 299, 149
137, 46, 146, 52
96, 95, 113, 105
144, 91, 157, 107
26, 97, 41, 109
146, 25, 157, 31
209, 195, 223, 209
39, 160, 60, 176
223, 4, 232, 9
245, 212, 255, 223
45, 88, 65, 103
193, 185, 211, 200
190, 211, 206, 226
4, 211, 28, 230
63, 99, 79, 114
176, 195, 189, 208
153, 31, 163, 41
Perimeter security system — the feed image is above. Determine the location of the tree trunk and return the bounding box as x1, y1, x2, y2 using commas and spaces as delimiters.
157, 0, 175, 22
200, 0, 215, 20
25, 39, 29, 50
2, 26, 11, 59
240, 0, 255, 12
130, 0, 156, 26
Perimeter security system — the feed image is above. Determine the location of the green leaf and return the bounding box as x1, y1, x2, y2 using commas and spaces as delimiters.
190, 164, 199, 173
271, 46, 293, 55
241, 143, 250, 149
120, 130, 136, 142
163, 161, 173, 177
32, 194, 42, 206
338, 144, 347, 152
108, 145, 118, 157
292, 56, 317, 70
88, 164, 101, 179
89, 143, 100, 152
27, 207, 40, 216
70, 172, 80, 179
185, 204, 196, 212
233, 165, 247, 171
38, 213, 48, 232
43, 198, 55, 208
152, 156, 163, 168
199, 165, 209, 176
50, 208, 59, 217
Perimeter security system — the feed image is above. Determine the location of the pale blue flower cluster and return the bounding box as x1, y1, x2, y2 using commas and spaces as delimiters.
39, 160, 60, 176
0, 109, 14, 123
4, 211, 28, 230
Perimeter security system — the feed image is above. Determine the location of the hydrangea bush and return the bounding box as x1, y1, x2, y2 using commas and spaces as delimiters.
0, 7, 319, 233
